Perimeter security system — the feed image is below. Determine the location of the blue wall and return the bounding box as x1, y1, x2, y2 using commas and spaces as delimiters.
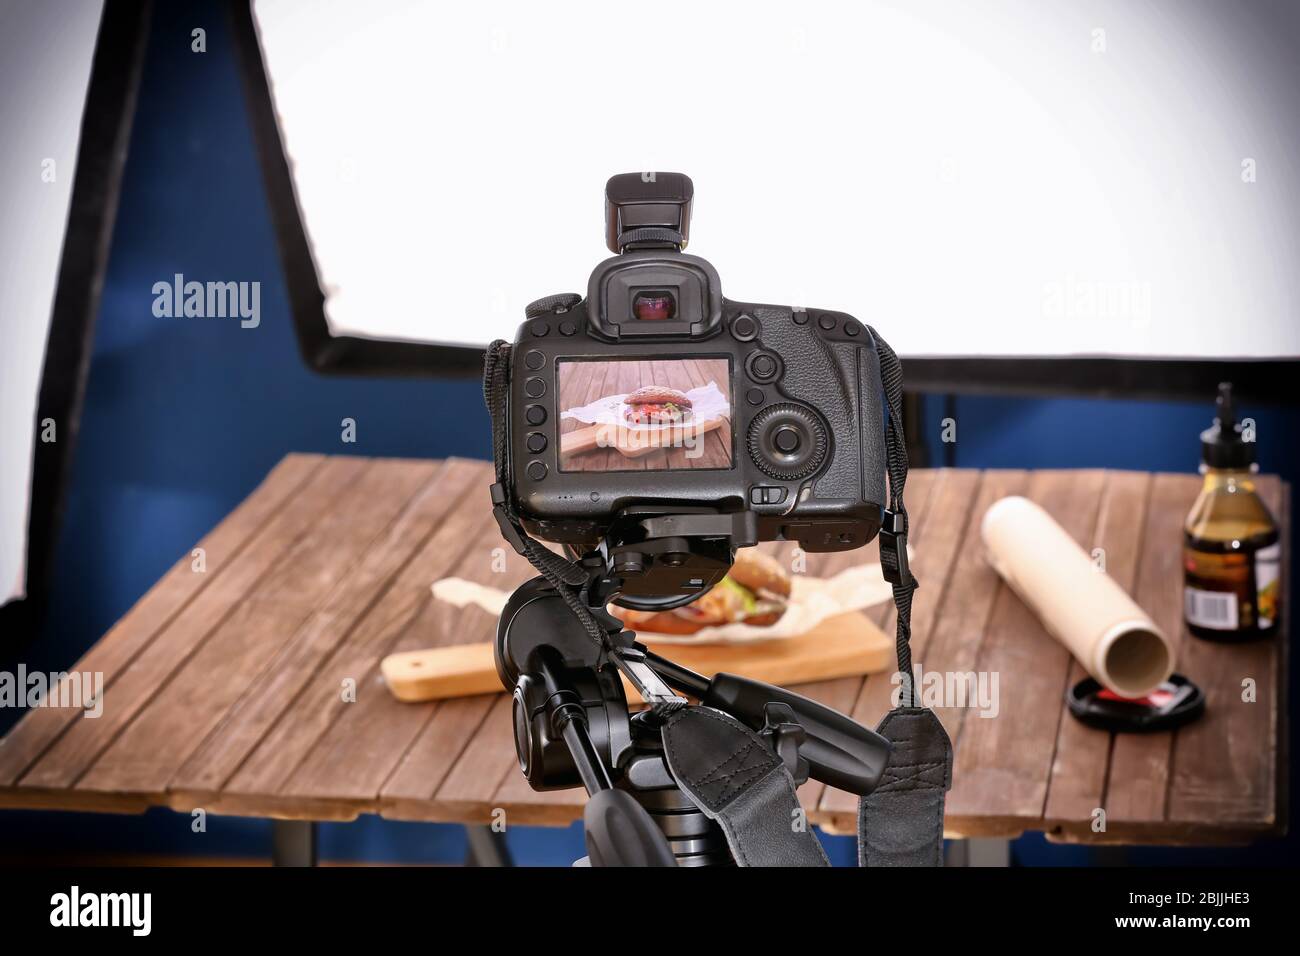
920, 394, 1299, 477
2, 1, 1295, 866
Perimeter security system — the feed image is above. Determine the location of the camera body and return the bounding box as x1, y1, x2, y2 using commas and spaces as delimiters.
504, 173, 887, 565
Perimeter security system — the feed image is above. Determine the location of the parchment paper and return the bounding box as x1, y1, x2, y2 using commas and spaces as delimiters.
981, 495, 1173, 697
430, 552, 906, 646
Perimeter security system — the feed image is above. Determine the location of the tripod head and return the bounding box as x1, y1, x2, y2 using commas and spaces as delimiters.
581, 504, 756, 611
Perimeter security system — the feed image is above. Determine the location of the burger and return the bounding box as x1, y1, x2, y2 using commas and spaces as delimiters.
623, 385, 693, 426
612, 548, 791, 635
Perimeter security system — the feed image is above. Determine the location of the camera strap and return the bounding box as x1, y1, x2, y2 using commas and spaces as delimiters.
660, 706, 829, 866
861, 327, 952, 867
484, 338, 688, 715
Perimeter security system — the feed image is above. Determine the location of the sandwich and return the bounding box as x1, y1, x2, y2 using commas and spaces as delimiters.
623, 385, 694, 426
612, 548, 791, 635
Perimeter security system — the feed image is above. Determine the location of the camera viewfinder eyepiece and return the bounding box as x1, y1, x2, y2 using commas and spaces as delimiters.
605, 172, 694, 253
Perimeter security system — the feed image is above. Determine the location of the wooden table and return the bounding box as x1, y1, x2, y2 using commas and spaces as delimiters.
0, 455, 1287, 857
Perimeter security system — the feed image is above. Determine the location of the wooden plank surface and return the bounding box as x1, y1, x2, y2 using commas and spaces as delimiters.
0, 453, 324, 791
217, 459, 495, 815
0, 456, 1286, 847
819, 468, 985, 826
77, 459, 439, 798
1039, 470, 1151, 833
166, 458, 486, 804
1065, 473, 1193, 840
945, 470, 1108, 828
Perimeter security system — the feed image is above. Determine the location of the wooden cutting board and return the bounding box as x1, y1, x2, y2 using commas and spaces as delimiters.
560, 417, 725, 460
382, 610, 893, 704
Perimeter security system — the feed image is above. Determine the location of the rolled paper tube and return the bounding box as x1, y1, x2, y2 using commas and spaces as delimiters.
980, 495, 1174, 698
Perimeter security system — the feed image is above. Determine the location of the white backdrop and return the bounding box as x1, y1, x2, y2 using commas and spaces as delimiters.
0, 0, 104, 607
253, 0, 1300, 359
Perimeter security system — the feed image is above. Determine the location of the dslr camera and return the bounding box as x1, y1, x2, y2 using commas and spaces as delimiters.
499, 173, 891, 605
485, 175, 907, 864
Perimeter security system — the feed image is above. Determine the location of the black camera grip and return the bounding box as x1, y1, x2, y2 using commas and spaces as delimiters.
752, 307, 887, 506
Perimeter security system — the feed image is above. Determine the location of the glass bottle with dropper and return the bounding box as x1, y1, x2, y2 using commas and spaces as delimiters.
1183, 383, 1281, 642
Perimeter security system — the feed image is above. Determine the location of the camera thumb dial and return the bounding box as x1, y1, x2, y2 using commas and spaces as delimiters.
747, 404, 828, 481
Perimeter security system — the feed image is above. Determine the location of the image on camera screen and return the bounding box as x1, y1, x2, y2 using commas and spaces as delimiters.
556, 359, 732, 472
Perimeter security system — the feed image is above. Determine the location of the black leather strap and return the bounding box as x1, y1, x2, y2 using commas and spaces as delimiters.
868, 328, 920, 705
661, 707, 828, 867
858, 707, 953, 867
859, 331, 951, 867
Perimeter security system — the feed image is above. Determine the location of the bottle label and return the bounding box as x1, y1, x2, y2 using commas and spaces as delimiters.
1256, 542, 1281, 629
1184, 541, 1280, 633
1184, 586, 1238, 630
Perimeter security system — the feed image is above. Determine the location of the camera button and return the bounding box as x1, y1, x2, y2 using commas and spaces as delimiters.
731, 314, 757, 341
526, 433, 547, 453
524, 377, 546, 398
525, 405, 547, 425
774, 426, 801, 454
818, 314, 837, 332
526, 461, 547, 481
559, 320, 577, 336
529, 320, 550, 337
792, 309, 809, 325
844, 320, 861, 336
746, 351, 780, 383
747, 404, 828, 481
750, 485, 789, 505
746, 388, 765, 406
524, 350, 546, 370
525, 293, 581, 319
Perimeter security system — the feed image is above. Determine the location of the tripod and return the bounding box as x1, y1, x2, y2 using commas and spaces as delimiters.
494, 511, 892, 866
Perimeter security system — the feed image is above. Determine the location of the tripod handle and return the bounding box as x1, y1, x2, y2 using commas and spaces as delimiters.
645, 653, 891, 796
705, 674, 891, 796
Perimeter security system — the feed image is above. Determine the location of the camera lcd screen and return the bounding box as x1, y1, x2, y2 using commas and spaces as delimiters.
556, 359, 732, 472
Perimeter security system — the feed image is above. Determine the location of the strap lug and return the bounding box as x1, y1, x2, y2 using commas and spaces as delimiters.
879, 509, 913, 588
490, 482, 528, 555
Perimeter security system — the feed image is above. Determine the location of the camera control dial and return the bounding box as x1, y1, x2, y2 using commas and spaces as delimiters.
525, 292, 581, 319
747, 404, 828, 481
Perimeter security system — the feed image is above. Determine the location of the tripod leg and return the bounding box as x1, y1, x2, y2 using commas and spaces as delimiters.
945, 837, 1010, 867
271, 820, 317, 867
584, 789, 677, 867
464, 825, 513, 867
